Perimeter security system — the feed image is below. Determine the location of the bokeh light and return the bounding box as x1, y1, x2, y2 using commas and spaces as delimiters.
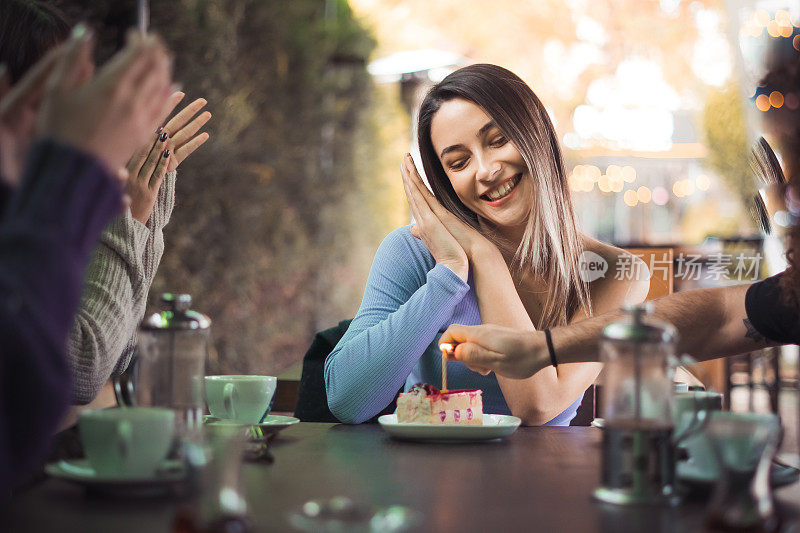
767, 20, 781, 37
598, 174, 612, 193
755, 10, 770, 27
786, 92, 799, 110
623, 190, 638, 207
652, 186, 669, 205
696, 174, 711, 191
756, 94, 771, 111
775, 10, 791, 26
636, 186, 652, 203
770, 91, 784, 108
621, 166, 636, 183
793, 34, 800, 52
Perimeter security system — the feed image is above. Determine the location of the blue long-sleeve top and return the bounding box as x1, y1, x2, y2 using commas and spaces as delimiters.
0, 139, 122, 494
324, 226, 583, 425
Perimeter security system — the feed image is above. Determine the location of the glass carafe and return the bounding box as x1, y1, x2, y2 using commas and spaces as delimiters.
593, 303, 680, 506
136, 293, 211, 436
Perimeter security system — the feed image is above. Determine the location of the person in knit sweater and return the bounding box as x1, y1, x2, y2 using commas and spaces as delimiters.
0, 25, 174, 493
0, 0, 211, 404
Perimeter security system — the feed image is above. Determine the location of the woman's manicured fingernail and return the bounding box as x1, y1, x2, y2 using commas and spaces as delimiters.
163, 150, 170, 159
159, 132, 168, 142
156, 126, 163, 134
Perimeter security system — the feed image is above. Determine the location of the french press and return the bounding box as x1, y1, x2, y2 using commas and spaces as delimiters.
593, 303, 681, 506
136, 293, 211, 435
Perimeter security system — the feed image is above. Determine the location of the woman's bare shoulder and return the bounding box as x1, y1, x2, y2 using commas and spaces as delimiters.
581, 237, 650, 314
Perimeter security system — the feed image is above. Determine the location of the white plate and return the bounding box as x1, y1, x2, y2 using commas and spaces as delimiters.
378, 413, 521, 442
205, 414, 300, 430
45, 459, 185, 490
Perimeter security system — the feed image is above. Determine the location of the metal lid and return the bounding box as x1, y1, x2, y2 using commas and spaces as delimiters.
601, 302, 677, 344
141, 293, 211, 331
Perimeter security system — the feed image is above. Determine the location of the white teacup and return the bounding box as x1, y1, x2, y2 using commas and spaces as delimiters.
205, 375, 277, 424
79, 407, 175, 479
673, 391, 723, 473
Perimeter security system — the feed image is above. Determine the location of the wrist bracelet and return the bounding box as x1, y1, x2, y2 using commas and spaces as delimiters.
544, 329, 558, 368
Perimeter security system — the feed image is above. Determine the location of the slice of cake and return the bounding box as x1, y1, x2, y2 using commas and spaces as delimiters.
396, 383, 483, 424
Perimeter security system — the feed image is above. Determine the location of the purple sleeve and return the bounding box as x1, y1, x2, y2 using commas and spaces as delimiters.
0, 139, 122, 492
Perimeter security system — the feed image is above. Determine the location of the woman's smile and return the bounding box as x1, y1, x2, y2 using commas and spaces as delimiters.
481, 172, 523, 205
430, 97, 531, 232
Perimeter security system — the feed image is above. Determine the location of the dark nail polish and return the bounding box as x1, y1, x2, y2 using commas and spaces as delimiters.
159, 131, 168, 142
163, 150, 170, 159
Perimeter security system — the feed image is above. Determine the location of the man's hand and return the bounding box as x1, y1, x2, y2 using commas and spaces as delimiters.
440, 324, 548, 379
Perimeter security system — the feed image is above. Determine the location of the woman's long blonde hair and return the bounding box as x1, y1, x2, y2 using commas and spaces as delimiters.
417, 64, 591, 327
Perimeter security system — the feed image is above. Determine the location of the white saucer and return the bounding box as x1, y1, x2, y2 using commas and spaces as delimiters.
205, 414, 300, 431
45, 459, 185, 489
378, 414, 521, 442
677, 460, 800, 488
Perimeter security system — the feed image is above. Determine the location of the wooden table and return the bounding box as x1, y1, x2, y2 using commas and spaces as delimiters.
4, 424, 800, 532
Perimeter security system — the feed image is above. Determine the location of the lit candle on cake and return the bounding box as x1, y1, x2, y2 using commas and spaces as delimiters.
440, 343, 452, 393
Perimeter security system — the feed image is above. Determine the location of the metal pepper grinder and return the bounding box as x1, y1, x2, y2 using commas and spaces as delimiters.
593, 303, 680, 506
137, 293, 211, 436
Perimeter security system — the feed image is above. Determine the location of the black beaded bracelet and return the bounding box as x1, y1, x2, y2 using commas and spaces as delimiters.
544, 329, 558, 368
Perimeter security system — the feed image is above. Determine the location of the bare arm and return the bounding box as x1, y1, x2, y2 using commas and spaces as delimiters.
468, 245, 610, 425
443, 283, 774, 379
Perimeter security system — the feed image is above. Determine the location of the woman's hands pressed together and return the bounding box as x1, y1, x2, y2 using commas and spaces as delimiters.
401, 153, 501, 282
125, 93, 210, 223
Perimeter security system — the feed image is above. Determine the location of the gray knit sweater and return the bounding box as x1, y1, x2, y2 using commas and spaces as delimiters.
69, 170, 176, 404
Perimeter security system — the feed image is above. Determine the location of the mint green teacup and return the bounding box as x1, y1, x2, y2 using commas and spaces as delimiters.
79, 407, 175, 479
205, 375, 276, 424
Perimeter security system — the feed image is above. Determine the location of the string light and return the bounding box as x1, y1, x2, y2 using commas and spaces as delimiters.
756, 94, 771, 111
673, 181, 684, 198
636, 186, 651, 204
623, 190, 638, 207
767, 20, 781, 37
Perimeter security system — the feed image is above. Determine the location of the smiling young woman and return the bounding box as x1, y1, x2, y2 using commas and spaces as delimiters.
324, 64, 649, 426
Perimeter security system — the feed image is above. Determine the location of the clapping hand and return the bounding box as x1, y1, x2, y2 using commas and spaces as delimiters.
37, 28, 174, 175
400, 154, 469, 281
125, 93, 211, 223
400, 154, 501, 278
0, 30, 91, 186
